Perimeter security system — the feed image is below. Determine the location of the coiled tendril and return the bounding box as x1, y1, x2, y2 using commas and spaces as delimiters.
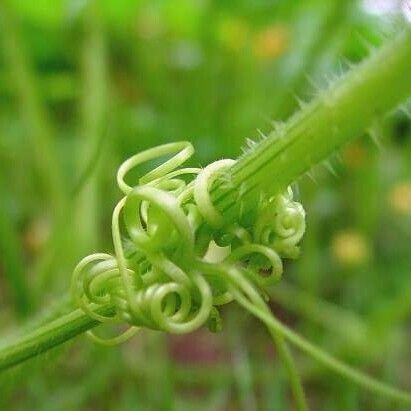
70, 142, 411, 407
71, 142, 305, 344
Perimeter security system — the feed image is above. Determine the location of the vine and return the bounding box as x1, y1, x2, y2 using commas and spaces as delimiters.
0, 28, 410, 409
72, 141, 308, 408
72, 142, 305, 338
68, 142, 410, 409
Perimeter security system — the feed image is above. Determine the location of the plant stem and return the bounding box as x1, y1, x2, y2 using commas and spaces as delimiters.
242, 299, 411, 404
0, 30, 410, 389
268, 282, 368, 346
212, 28, 411, 221
270, 0, 354, 119
266, 327, 308, 411
0, 305, 114, 371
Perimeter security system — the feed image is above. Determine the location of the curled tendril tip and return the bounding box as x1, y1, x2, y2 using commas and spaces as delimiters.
71, 141, 306, 344
69, 141, 411, 406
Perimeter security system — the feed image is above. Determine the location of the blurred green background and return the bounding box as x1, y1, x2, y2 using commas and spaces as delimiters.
0, 0, 410, 409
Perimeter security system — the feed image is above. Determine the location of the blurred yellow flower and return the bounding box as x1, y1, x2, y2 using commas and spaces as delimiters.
218, 18, 250, 51
252, 25, 289, 60
389, 181, 411, 216
331, 230, 371, 267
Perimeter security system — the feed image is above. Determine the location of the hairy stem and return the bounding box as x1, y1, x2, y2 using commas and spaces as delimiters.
271, 0, 354, 119
0, 30, 410, 398
212, 28, 411, 221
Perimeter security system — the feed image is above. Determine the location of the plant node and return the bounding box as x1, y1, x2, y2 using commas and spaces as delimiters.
71, 142, 306, 344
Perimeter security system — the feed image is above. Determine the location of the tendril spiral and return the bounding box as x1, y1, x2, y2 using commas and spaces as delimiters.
71, 142, 306, 344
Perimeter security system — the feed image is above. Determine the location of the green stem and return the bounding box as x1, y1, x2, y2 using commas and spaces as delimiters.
241, 298, 411, 404
0, 305, 113, 371
266, 328, 308, 411
0, 298, 409, 404
271, 0, 354, 119
227, 263, 410, 405
268, 282, 368, 346
225, 273, 303, 410
0, 31, 410, 404
212, 28, 411, 221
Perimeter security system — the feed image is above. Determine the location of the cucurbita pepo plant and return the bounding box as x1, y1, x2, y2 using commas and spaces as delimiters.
1, 27, 411, 411
72, 141, 308, 408
69, 140, 411, 410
